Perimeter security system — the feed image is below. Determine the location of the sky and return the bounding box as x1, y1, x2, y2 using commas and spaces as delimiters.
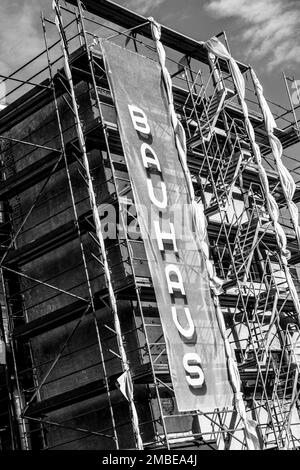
0, 0, 300, 113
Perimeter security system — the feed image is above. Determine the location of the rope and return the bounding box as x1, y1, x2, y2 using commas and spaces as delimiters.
251, 69, 300, 246
149, 18, 222, 295
251, 68, 300, 324
204, 35, 300, 447
205, 37, 300, 322
149, 18, 260, 450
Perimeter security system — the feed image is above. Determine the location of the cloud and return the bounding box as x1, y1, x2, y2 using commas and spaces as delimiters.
123, 0, 167, 16
204, 0, 300, 70
0, 0, 168, 101
0, 1, 48, 73
0, 1, 46, 102
0, 0, 76, 104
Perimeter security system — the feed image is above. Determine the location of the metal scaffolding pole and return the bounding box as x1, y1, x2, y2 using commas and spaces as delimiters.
51, 0, 143, 449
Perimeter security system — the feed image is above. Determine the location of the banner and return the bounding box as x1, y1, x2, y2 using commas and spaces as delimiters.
101, 41, 233, 412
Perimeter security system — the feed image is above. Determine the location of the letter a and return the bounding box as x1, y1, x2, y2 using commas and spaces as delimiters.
141, 143, 161, 172
165, 264, 185, 295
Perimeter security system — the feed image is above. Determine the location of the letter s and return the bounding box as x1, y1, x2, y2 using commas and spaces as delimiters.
183, 353, 204, 388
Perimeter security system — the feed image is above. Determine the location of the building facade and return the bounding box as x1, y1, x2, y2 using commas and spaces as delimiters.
0, 0, 300, 450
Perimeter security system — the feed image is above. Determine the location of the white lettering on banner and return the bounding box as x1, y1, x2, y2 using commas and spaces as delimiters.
141, 143, 161, 171
128, 105, 151, 135
165, 264, 186, 296
128, 104, 205, 391
153, 220, 178, 253
171, 306, 195, 340
183, 353, 205, 388
146, 178, 168, 209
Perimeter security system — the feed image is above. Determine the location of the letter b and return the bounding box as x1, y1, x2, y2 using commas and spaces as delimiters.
128, 105, 151, 134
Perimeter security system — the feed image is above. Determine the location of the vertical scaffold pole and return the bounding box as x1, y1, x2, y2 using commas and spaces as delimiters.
41, 12, 120, 449
0, 272, 30, 449
51, 0, 143, 449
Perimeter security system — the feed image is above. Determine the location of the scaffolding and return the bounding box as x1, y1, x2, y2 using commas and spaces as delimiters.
0, 0, 300, 450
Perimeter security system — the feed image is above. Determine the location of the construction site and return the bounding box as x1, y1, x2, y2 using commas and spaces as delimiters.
0, 0, 300, 451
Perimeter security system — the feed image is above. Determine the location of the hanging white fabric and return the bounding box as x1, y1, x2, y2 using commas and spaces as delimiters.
149, 18, 223, 295
149, 18, 260, 450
